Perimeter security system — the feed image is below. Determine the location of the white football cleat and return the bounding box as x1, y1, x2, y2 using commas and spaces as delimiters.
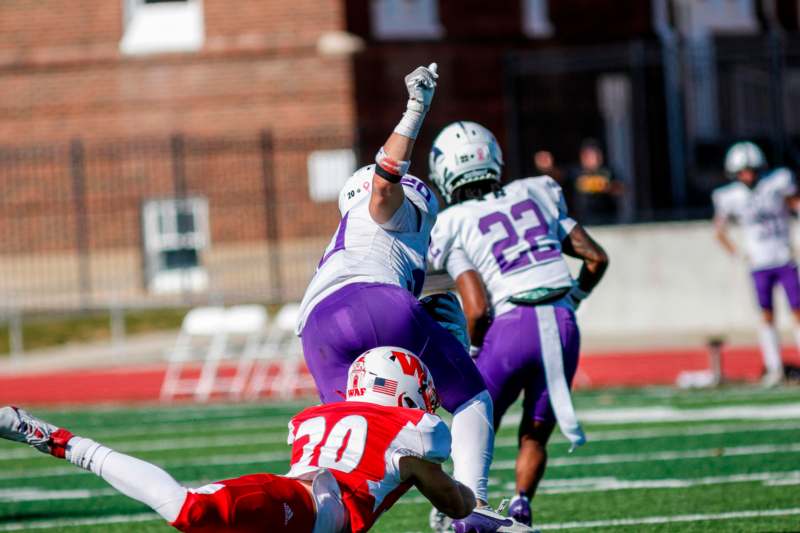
0, 406, 72, 458
429, 507, 453, 532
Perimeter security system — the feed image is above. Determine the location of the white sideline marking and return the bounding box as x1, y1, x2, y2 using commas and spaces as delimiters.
493, 442, 800, 470
524, 470, 800, 494
538, 507, 800, 530
0, 512, 159, 531
3, 419, 794, 462
398, 470, 800, 506
4, 469, 799, 505
0, 433, 287, 461
501, 403, 800, 427
25, 399, 800, 440
498, 420, 800, 447
5, 439, 800, 482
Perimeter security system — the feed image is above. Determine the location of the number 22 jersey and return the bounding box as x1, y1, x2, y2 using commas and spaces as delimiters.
285, 402, 451, 533
429, 176, 576, 316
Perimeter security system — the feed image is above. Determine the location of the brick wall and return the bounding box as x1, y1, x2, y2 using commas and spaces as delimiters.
0, 0, 354, 143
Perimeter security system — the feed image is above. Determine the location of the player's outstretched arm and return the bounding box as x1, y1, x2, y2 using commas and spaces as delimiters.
399, 455, 476, 519
713, 215, 737, 256
562, 224, 609, 298
370, 63, 438, 224
455, 270, 492, 349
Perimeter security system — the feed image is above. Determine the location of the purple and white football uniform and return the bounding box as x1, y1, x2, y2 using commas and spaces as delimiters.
297, 176, 486, 412
712, 168, 800, 311
429, 176, 583, 443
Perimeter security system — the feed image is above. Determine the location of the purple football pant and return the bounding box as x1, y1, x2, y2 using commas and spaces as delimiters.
751, 262, 800, 311
300, 282, 487, 413
477, 304, 580, 428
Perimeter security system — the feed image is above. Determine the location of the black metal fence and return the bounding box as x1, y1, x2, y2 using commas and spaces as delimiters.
505, 34, 800, 223
0, 131, 354, 312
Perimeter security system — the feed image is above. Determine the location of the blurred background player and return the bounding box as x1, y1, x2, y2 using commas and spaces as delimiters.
295, 65, 496, 519
712, 141, 800, 387
0, 348, 488, 533
428, 121, 609, 526
567, 138, 623, 225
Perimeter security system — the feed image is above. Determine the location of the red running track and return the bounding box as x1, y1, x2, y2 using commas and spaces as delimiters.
0, 346, 798, 406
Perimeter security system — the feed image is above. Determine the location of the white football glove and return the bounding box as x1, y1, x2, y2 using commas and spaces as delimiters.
404, 62, 438, 112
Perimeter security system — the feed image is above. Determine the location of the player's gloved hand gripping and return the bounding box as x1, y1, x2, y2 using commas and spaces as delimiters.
394, 62, 438, 139
371, 62, 438, 224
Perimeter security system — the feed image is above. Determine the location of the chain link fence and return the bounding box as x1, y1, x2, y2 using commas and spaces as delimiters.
0, 130, 356, 315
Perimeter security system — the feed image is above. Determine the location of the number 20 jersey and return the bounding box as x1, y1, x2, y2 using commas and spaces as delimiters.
296, 176, 439, 333
429, 176, 577, 316
285, 402, 451, 533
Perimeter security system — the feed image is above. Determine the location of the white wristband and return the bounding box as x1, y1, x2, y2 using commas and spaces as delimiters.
393, 102, 426, 139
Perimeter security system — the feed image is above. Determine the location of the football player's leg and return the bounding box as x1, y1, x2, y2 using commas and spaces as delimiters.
301, 284, 380, 403
407, 298, 494, 505
517, 306, 580, 500
171, 474, 315, 533
0, 406, 188, 522
777, 263, 800, 357
752, 269, 783, 381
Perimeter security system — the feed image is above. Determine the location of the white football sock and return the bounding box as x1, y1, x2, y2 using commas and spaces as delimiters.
794, 329, 800, 358
450, 390, 494, 503
66, 436, 187, 522
758, 325, 783, 374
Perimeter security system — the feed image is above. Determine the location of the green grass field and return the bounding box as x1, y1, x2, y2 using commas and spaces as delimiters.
1, 386, 799, 532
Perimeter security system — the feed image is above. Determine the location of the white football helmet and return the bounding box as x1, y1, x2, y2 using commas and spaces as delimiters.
338, 165, 374, 216
429, 121, 504, 203
725, 141, 766, 177
346, 346, 439, 413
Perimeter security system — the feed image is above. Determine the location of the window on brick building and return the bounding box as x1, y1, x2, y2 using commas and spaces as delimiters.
522, 0, 554, 38
371, 0, 444, 40
307, 149, 357, 203
120, 0, 204, 55
142, 197, 210, 294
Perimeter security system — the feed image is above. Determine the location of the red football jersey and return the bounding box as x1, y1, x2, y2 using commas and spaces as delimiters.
286, 402, 451, 533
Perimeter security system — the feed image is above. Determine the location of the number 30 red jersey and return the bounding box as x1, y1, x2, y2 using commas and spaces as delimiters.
286, 401, 451, 533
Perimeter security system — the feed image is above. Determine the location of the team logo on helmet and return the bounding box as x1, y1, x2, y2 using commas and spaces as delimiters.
346, 347, 439, 413
429, 121, 504, 203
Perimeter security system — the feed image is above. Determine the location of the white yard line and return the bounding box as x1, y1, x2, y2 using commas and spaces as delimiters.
493, 442, 800, 470
501, 402, 800, 427
0, 433, 288, 461
24, 399, 800, 440
0, 512, 159, 531
397, 470, 800, 506
538, 507, 800, 530
2, 418, 794, 462
4, 439, 800, 483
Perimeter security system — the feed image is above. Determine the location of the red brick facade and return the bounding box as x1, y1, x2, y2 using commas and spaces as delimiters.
0, 0, 354, 143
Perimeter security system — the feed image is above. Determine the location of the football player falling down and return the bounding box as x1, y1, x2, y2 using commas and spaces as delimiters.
0, 347, 534, 533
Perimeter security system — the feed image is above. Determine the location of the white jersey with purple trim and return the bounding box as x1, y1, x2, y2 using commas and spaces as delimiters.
712, 168, 797, 270
429, 176, 576, 316
297, 176, 439, 333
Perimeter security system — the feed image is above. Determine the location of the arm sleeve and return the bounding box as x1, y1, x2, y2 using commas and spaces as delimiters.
544, 176, 577, 238
711, 189, 729, 220
379, 197, 420, 233
772, 168, 797, 197
445, 248, 476, 280
419, 414, 452, 464
390, 414, 452, 472
428, 216, 456, 271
